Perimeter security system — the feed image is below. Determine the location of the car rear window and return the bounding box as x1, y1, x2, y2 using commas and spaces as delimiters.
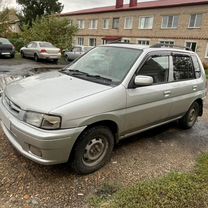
0, 38, 11, 44
39, 42, 55, 48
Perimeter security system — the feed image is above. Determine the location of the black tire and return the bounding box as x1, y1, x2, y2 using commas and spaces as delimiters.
71, 126, 114, 175
10, 53, 15, 58
21, 51, 25, 58
178, 102, 199, 129
53, 59, 58, 64
34, 53, 39, 62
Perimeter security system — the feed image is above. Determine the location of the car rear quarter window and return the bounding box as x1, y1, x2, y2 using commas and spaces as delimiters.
173, 54, 195, 81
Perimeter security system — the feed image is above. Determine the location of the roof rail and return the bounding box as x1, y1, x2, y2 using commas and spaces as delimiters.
150, 43, 193, 51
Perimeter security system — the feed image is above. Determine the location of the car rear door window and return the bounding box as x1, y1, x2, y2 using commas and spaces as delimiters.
138, 55, 169, 84
173, 54, 195, 81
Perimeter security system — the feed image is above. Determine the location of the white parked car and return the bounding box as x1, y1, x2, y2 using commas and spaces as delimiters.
20, 41, 61, 63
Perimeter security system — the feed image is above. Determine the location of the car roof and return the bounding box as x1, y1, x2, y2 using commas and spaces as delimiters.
101, 43, 196, 55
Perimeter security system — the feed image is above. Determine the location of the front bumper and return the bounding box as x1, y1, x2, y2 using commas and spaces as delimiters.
0, 99, 85, 165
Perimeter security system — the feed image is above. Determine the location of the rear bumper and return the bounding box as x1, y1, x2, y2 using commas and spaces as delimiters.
39, 53, 61, 60
0, 99, 85, 165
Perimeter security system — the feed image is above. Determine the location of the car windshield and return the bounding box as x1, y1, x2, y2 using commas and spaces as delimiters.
0, 38, 11, 44
39, 42, 55, 48
64, 46, 142, 85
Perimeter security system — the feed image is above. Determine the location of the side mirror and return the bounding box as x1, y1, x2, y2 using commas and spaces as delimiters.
134, 75, 153, 86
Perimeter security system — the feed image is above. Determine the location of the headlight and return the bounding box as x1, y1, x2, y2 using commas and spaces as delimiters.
24, 111, 61, 130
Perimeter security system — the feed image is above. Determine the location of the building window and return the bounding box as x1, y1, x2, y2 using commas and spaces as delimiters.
139, 16, 153, 29
138, 39, 150, 45
77, 20, 85, 29
77, 37, 84, 46
189, 14, 202, 28
124, 17, 133, 29
122, 39, 130, 43
160, 40, 175, 46
161, 16, 179, 29
89, 38, 96, 46
89, 19, 98, 29
103, 19, 110, 29
185, 41, 197, 52
112, 18, 119, 29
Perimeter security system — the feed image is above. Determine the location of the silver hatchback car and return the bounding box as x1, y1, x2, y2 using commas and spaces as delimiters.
0, 44, 207, 174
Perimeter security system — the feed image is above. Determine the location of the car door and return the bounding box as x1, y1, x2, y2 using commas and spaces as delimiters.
166, 53, 202, 118
124, 52, 173, 135
24, 42, 33, 57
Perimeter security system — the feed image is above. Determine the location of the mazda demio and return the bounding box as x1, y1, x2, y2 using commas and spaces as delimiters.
0, 44, 207, 174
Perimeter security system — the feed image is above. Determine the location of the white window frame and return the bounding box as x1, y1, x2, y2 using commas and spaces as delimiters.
138, 16, 154, 29
77, 20, 85, 29
112, 17, 120, 29
188, 14, 202, 28
137, 38, 150, 45
161, 15, 179, 29
159, 40, 175, 45
122, 38, 131, 43
205, 43, 208, 58
89, 19, 98, 29
103, 18, 110, 29
124, 17, 133, 29
77, 37, 84, 46
88, 38, 97, 46
185, 41, 197, 52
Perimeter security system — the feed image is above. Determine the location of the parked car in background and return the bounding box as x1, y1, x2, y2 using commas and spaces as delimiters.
64, 45, 92, 61
0, 38, 15, 58
20, 41, 61, 63
0, 44, 207, 174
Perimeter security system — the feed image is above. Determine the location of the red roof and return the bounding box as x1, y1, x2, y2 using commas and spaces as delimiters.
60, 0, 208, 16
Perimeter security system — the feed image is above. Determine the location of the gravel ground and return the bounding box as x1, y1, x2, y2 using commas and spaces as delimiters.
0, 58, 208, 208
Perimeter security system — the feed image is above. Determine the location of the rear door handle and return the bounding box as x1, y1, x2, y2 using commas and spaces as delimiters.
193, 85, 197, 91
164, 90, 171, 97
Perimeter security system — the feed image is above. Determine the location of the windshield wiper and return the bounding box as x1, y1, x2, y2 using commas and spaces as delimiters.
85, 74, 112, 82
61, 69, 112, 84
61, 69, 88, 75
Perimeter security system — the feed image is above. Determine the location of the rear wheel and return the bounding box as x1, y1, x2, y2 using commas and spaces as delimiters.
53, 59, 58, 64
178, 102, 199, 129
21, 51, 25, 58
10, 53, 15, 58
71, 126, 114, 174
34, 53, 39, 62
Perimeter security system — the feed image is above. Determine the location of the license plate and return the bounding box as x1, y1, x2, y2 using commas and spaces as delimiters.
1, 52, 10, 55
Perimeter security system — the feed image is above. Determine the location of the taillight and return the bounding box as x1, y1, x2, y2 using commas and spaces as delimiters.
40, 49, 47, 53
12, 45, 15, 50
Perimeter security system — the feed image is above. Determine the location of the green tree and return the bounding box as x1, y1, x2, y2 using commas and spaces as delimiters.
17, 0, 63, 26
21, 16, 77, 50
0, 8, 10, 37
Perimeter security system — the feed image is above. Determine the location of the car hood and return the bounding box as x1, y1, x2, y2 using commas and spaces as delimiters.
5, 71, 112, 113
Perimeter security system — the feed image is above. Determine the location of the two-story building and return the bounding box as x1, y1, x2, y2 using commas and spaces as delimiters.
60, 0, 208, 62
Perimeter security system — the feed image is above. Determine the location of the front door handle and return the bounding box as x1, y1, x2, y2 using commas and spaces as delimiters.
164, 90, 171, 97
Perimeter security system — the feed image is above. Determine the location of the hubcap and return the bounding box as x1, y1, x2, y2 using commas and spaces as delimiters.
83, 138, 108, 167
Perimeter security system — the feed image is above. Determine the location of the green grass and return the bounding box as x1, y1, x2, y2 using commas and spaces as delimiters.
89, 155, 208, 208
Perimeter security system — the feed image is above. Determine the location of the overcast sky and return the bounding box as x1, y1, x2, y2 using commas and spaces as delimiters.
2, 0, 154, 13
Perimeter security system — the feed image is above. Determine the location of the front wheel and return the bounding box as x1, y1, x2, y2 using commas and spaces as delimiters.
71, 126, 114, 174
178, 102, 199, 129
